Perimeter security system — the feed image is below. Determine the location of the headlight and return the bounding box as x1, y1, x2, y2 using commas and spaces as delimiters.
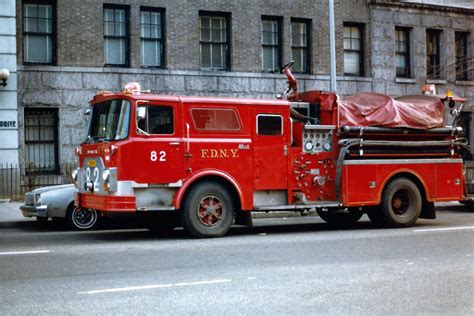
71, 169, 78, 185
35, 193, 42, 205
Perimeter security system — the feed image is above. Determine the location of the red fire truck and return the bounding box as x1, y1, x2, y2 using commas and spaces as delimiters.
73, 61, 471, 237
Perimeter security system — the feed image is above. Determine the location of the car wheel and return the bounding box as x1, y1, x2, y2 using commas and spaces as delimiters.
317, 208, 363, 226
181, 182, 235, 238
67, 203, 99, 230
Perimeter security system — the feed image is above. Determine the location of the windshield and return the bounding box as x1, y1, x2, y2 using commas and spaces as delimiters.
86, 99, 131, 142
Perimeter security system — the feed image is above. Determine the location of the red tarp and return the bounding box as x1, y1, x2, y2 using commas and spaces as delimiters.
339, 93, 444, 129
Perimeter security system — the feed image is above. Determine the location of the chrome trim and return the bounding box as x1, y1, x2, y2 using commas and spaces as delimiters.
343, 158, 463, 166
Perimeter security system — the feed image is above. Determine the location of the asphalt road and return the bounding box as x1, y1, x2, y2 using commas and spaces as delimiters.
0, 204, 473, 315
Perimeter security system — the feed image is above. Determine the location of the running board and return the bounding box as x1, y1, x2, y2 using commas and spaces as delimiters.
254, 202, 341, 211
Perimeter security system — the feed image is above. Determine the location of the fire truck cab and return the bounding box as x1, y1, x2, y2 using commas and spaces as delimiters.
74, 65, 467, 238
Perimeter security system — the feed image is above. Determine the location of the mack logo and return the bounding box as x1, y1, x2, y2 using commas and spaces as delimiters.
87, 160, 97, 167
238, 144, 250, 150
201, 149, 239, 158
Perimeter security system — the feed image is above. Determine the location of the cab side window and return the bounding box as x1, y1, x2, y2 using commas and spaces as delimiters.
138, 105, 174, 134
257, 114, 283, 135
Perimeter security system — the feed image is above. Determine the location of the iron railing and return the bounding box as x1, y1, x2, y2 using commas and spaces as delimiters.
0, 163, 74, 201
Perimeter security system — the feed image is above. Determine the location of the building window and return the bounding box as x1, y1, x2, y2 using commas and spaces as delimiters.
262, 17, 281, 72
22, 0, 55, 64
104, 5, 129, 66
291, 19, 310, 74
426, 29, 442, 79
395, 27, 410, 78
199, 12, 230, 70
343, 23, 364, 76
24, 108, 59, 172
455, 32, 469, 81
140, 8, 164, 67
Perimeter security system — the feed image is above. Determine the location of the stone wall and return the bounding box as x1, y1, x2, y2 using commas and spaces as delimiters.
14, 0, 474, 167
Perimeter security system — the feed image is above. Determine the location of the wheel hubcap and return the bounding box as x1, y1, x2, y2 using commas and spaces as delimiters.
73, 208, 96, 227
392, 190, 410, 215
197, 195, 223, 227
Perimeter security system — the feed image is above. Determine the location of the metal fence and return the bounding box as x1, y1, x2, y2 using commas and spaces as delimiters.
0, 164, 74, 201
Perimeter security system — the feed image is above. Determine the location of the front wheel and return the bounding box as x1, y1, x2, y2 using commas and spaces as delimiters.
317, 208, 363, 226
378, 177, 422, 228
181, 182, 235, 238
66, 203, 99, 230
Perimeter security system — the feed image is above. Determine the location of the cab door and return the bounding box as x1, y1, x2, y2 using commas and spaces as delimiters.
252, 110, 288, 190
133, 101, 184, 184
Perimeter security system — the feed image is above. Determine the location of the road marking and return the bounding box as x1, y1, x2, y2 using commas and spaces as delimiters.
0, 250, 50, 256
79, 279, 231, 295
414, 226, 474, 232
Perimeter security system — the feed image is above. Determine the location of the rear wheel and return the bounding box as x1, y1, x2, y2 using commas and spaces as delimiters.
66, 203, 99, 230
317, 208, 363, 226
181, 182, 235, 238
377, 177, 422, 228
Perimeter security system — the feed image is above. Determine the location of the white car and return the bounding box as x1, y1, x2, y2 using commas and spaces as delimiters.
20, 184, 100, 230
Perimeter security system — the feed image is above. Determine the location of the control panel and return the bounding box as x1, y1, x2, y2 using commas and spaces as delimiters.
302, 125, 335, 154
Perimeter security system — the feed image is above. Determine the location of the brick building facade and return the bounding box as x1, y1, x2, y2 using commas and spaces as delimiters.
2, 0, 473, 169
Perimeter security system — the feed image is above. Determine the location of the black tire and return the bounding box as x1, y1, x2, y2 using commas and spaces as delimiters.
378, 177, 422, 228
317, 208, 363, 226
137, 212, 178, 235
66, 203, 99, 230
181, 181, 235, 238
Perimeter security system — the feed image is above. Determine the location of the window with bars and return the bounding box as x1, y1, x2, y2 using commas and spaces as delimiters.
23, 0, 55, 64
426, 29, 442, 79
291, 19, 310, 74
140, 8, 164, 67
261, 17, 281, 72
199, 13, 230, 70
24, 108, 59, 172
395, 27, 411, 78
343, 23, 364, 76
104, 5, 129, 66
455, 32, 469, 81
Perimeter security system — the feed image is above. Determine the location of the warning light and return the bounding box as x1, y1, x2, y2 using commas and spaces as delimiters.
123, 82, 141, 94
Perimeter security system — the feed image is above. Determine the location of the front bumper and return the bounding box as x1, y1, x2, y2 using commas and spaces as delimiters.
20, 204, 48, 218
78, 193, 136, 212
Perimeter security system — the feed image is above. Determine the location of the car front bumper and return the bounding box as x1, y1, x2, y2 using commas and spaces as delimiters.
20, 204, 48, 218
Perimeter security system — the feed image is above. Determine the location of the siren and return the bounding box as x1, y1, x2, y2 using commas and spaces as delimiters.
123, 82, 141, 94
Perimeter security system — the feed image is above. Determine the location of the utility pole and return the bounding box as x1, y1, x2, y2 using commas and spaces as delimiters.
328, 0, 337, 92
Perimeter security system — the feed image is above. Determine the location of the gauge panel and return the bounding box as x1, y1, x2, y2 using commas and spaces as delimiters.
302, 125, 335, 153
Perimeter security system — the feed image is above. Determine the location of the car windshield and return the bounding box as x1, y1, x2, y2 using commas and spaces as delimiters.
86, 99, 131, 142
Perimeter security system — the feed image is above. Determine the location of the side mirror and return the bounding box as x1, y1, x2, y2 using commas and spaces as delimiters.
84, 108, 90, 116
137, 107, 146, 120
